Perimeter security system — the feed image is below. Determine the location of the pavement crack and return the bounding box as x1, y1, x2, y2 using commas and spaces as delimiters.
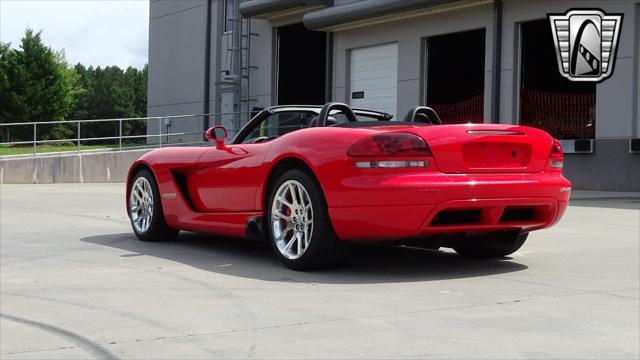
11, 208, 128, 224
92, 291, 591, 347
494, 277, 640, 301
3, 345, 77, 356
493, 276, 585, 292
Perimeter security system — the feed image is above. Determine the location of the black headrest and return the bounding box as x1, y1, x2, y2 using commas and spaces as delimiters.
403, 106, 442, 125
413, 113, 431, 123
309, 116, 337, 128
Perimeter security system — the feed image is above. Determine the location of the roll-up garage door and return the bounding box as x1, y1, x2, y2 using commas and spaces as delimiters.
349, 43, 398, 118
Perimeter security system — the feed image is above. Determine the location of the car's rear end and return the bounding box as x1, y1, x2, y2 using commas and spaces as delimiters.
323, 123, 571, 249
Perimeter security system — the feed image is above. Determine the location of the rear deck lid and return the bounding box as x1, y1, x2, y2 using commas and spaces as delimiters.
401, 124, 553, 173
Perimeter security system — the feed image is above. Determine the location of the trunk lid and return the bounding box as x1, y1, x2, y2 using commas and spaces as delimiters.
399, 124, 553, 173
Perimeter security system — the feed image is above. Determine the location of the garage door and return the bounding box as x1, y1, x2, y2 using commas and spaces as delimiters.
349, 43, 398, 117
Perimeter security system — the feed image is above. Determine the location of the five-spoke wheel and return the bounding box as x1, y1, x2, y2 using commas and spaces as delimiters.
267, 169, 349, 270
271, 180, 314, 259
130, 177, 154, 234
128, 169, 179, 242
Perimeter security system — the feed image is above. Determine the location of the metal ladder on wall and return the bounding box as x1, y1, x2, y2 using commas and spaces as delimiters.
220, 3, 259, 130
240, 17, 259, 117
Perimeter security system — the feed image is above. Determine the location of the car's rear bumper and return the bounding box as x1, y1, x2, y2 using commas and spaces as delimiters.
327, 172, 571, 241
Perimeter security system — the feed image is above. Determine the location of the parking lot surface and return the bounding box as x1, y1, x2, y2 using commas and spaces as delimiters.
1, 184, 638, 359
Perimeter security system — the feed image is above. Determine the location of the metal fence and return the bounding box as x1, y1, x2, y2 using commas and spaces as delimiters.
0, 111, 253, 157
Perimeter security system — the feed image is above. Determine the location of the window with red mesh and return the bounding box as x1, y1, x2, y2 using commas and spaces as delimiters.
426, 29, 485, 124
520, 19, 596, 139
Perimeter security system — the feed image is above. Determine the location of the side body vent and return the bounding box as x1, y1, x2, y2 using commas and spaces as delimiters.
171, 171, 198, 211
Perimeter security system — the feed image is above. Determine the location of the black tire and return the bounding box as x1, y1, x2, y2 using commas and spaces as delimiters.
128, 169, 179, 242
453, 232, 528, 258
266, 169, 349, 270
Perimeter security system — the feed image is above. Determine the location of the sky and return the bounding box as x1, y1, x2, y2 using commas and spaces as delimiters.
0, 0, 149, 69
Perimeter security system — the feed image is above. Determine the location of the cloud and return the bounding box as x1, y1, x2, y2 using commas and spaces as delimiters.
0, 0, 149, 69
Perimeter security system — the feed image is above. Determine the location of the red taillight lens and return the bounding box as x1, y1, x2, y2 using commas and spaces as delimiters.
548, 138, 564, 169
348, 133, 432, 157
551, 139, 563, 155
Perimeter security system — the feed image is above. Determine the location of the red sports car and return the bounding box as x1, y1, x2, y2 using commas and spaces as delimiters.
126, 103, 571, 270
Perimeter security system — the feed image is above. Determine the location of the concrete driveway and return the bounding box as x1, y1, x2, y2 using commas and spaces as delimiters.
1, 184, 638, 359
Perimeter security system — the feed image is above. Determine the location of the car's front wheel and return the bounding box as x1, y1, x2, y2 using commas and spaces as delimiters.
128, 169, 179, 242
453, 232, 528, 258
266, 169, 349, 270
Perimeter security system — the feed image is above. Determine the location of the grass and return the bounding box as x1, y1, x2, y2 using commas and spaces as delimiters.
0, 143, 134, 156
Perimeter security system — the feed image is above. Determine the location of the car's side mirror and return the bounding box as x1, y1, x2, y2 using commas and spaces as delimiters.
205, 126, 228, 149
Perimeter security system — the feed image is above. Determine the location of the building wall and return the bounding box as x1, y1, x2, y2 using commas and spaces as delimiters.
499, 0, 637, 138
148, 0, 640, 191
564, 139, 640, 191
331, 3, 495, 121
216, 18, 274, 137
149, 0, 207, 116
148, 0, 217, 143
498, 0, 639, 191
237, 19, 274, 112
329, 0, 638, 191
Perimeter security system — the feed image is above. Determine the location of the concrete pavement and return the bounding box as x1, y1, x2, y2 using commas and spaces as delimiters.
1, 184, 638, 359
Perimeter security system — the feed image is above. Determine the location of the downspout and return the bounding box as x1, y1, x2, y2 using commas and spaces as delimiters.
490, 0, 502, 123
633, 2, 639, 138
214, 0, 223, 121
203, 0, 213, 133
325, 32, 334, 103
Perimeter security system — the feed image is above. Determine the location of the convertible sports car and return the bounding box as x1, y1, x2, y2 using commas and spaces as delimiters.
126, 102, 571, 270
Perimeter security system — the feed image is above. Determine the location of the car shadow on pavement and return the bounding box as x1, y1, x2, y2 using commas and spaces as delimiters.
81, 232, 528, 284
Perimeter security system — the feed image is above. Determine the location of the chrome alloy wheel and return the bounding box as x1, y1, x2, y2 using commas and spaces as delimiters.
271, 180, 314, 260
130, 177, 154, 234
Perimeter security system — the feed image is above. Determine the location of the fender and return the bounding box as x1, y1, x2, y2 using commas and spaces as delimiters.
259, 127, 374, 209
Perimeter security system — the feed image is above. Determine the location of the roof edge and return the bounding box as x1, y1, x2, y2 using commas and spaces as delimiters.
239, 0, 329, 19
304, 0, 474, 31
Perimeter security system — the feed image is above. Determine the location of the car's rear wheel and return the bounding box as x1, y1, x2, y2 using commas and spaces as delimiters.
453, 232, 528, 258
267, 169, 349, 270
129, 169, 179, 242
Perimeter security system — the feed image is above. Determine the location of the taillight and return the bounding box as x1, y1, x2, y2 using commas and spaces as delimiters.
548, 138, 564, 169
551, 139, 563, 155
348, 133, 432, 157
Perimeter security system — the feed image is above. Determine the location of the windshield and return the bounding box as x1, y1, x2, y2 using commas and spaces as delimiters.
234, 108, 392, 144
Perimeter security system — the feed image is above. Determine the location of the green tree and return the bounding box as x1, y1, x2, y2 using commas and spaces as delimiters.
0, 28, 149, 145
125, 64, 148, 138
69, 64, 147, 143
0, 29, 82, 142
133, 64, 148, 117
69, 63, 92, 120
0, 42, 11, 127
